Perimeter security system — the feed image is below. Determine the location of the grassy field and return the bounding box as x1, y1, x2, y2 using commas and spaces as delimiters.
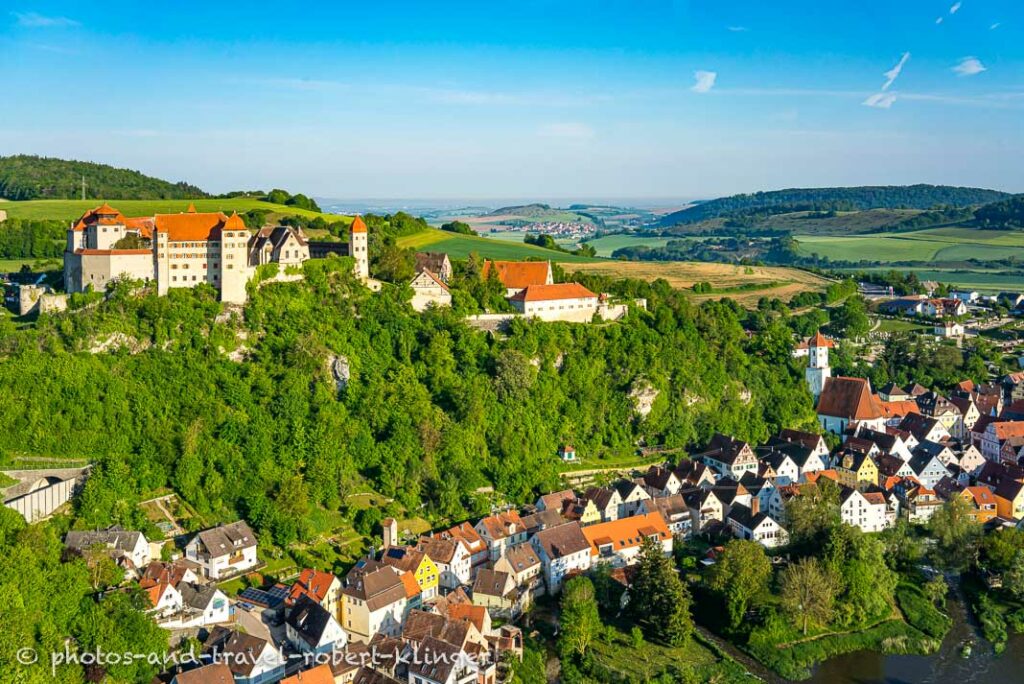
396, 229, 600, 263
797, 226, 1024, 263
848, 267, 1024, 292
0, 197, 346, 223
764, 209, 923, 235
0, 258, 61, 272
566, 260, 831, 306
583, 234, 672, 257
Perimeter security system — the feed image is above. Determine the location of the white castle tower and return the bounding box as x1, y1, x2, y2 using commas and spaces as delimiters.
805, 331, 834, 401
349, 215, 369, 281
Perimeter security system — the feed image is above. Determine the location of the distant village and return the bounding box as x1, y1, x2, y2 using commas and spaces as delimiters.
29, 325, 1024, 684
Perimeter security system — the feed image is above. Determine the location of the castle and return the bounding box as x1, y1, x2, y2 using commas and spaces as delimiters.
63, 204, 369, 304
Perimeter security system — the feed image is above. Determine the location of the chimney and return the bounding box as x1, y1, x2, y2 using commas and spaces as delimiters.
382, 517, 398, 549
751, 497, 760, 515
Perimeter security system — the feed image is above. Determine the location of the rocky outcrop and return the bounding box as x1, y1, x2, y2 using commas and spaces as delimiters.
629, 380, 660, 418
88, 332, 150, 354
329, 355, 351, 391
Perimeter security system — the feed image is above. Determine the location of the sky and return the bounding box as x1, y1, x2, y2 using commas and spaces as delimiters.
2, 1, 1023, 200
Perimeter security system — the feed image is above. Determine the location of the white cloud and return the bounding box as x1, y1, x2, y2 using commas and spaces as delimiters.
949, 2, 962, 14
727, 26, 749, 32
953, 57, 986, 76
936, 16, 944, 24
990, 22, 1001, 30
882, 52, 910, 90
691, 70, 718, 93
12, 11, 79, 27
537, 122, 595, 140
863, 92, 898, 109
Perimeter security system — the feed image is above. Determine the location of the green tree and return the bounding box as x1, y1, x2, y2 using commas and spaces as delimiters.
706, 539, 772, 629
929, 497, 982, 572
780, 557, 839, 635
629, 536, 693, 645
560, 576, 602, 658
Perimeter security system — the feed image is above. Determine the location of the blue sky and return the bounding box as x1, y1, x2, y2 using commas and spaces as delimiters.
2, 1, 1022, 200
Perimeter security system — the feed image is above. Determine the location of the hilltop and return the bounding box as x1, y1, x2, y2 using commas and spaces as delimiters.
660, 184, 1012, 226
0, 155, 208, 201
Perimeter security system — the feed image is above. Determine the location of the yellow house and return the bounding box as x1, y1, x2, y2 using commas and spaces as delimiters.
562, 497, 602, 526
381, 547, 439, 600
994, 481, 1024, 521
837, 450, 878, 491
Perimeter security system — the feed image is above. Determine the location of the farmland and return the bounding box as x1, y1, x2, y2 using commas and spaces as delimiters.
566, 260, 832, 306
795, 226, 1024, 263
396, 229, 600, 263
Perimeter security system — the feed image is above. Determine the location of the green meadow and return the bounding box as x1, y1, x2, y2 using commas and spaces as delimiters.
396, 229, 601, 263
796, 226, 1024, 263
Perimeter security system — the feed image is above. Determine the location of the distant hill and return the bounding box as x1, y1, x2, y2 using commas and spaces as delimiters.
488, 203, 552, 217
0, 155, 208, 201
660, 185, 1012, 226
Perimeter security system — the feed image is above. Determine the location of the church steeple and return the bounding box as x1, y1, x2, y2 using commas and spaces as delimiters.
805, 331, 834, 401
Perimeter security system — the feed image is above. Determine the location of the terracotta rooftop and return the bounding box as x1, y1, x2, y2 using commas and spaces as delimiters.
350, 215, 367, 233
482, 259, 551, 289
817, 376, 884, 421
509, 282, 596, 303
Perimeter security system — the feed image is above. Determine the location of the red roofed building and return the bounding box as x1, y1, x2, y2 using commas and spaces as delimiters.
817, 376, 887, 436
286, 568, 342, 619
509, 283, 599, 322
482, 259, 553, 295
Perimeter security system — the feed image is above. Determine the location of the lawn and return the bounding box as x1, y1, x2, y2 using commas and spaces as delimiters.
875, 318, 931, 334
0, 197, 347, 223
396, 228, 600, 263
0, 258, 61, 272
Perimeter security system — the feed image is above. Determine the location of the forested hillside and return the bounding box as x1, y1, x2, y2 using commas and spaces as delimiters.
0, 155, 208, 200
975, 195, 1024, 229
661, 185, 1011, 226
0, 258, 816, 548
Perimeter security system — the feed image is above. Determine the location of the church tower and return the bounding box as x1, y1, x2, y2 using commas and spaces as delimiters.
805, 330, 834, 401
349, 215, 369, 281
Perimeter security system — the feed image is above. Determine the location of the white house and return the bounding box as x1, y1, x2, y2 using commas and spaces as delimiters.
531, 522, 592, 594
184, 521, 258, 580
64, 527, 151, 570
416, 536, 472, 590
409, 270, 452, 312
840, 488, 890, 533
612, 479, 651, 518
203, 627, 286, 684
725, 503, 788, 549
159, 583, 230, 630
286, 596, 348, 655
581, 513, 673, 567
509, 282, 600, 322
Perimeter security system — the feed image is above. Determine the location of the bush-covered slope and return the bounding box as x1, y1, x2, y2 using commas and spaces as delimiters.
662, 185, 1011, 226
975, 195, 1024, 229
0, 155, 208, 200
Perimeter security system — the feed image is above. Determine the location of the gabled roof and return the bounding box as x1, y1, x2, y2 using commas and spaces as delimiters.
509, 282, 597, 303
193, 521, 256, 556
65, 526, 143, 556
173, 663, 235, 684
179, 581, 221, 611
477, 510, 524, 541
503, 543, 541, 572
726, 503, 778, 531
411, 269, 450, 291
350, 215, 368, 233
482, 259, 550, 288
991, 421, 1024, 440
880, 400, 921, 421
286, 595, 337, 648
153, 211, 238, 241
287, 568, 339, 607
381, 546, 428, 574
898, 414, 944, 441
533, 522, 589, 559
537, 489, 576, 512
202, 627, 275, 677
281, 664, 334, 684
472, 568, 514, 598
817, 377, 884, 421
581, 512, 670, 557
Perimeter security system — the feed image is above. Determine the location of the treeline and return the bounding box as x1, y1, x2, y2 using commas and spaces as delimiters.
0, 155, 207, 200
524, 233, 596, 257
0, 218, 66, 258
661, 184, 1011, 226
975, 196, 1024, 229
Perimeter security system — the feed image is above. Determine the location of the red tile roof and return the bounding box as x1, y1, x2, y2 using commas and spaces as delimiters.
581, 512, 670, 557
817, 377, 884, 421
509, 282, 597, 303
993, 422, 1024, 440
350, 216, 367, 233
482, 260, 550, 289
809, 331, 835, 349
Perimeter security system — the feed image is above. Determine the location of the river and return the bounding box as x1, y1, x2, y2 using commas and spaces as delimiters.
808, 587, 1024, 684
